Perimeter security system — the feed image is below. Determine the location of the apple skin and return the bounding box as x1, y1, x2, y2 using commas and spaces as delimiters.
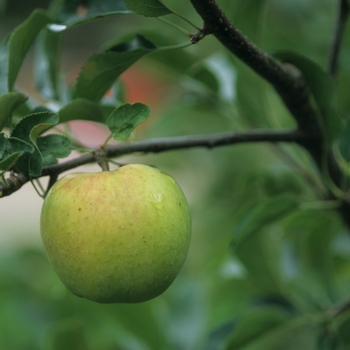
40, 164, 191, 303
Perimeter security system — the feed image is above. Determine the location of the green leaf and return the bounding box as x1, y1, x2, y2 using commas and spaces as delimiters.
11, 111, 59, 177
273, 50, 343, 146
107, 102, 151, 140
73, 35, 157, 102
225, 314, 319, 350
45, 318, 89, 350
8, 9, 53, 91
55, 0, 132, 27
34, 29, 63, 101
231, 195, 299, 293
0, 35, 10, 95
333, 310, 350, 348
233, 194, 299, 245
37, 134, 71, 166
58, 98, 105, 123
0, 92, 28, 131
123, 0, 172, 17
225, 307, 290, 349
0, 133, 33, 172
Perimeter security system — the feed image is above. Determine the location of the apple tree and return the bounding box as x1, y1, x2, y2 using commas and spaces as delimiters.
1, 0, 350, 349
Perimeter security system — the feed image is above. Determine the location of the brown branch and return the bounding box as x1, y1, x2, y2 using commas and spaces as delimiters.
328, 0, 350, 77
188, 0, 324, 164
0, 128, 304, 198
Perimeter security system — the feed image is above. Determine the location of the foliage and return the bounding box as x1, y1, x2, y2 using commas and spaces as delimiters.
1, 0, 350, 349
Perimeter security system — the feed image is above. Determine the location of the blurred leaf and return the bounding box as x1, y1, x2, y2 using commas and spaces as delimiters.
225, 313, 318, 350
333, 310, 350, 348
123, 0, 172, 17
11, 111, 59, 176
44, 318, 90, 350
300, 211, 336, 286
58, 98, 105, 123
0, 92, 28, 131
37, 134, 71, 166
107, 102, 151, 141
204, 53, 236, 103
8, 9, 53, 91
335, 120, 350, 173
205, 320, 237, 350
34, 29, 63, 101
233, 194, 299, 245
0, 133, 33, 172
230, 195, 299, 294
0, 35, 9, 95
273, 51, 343, 146
55, 0, 132, 26
224, 306, 290, 349
73, 35, 157, 102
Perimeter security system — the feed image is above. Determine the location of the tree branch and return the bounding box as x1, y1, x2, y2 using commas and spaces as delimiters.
0, 128, 304, 198
188, 0, 324, 163
328, 0, 350, 77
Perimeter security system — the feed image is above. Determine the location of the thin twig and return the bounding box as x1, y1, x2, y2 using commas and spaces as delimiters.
0, 128, 304, 198
328, 0, 350, 77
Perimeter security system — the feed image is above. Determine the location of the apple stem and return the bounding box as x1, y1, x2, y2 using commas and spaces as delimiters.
94, 147, 110, 172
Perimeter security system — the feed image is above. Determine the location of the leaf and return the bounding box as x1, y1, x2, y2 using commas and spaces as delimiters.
73, 35, 157, 102
58, 98, 105, 123
37, 134, 71, 166
233, 194, 299, 245
224, 307, 290, 349
34, 28, 63, 101
333, 310, 350, 348
0, 35, 9, 95
107, 102, 151, 140
225, 314, 319, 350
8, 9, 53, 91
231, 195, 299, 294
11, 112, 59, 177
45, 318, 89, 350
0, 133, 33, 172
0, 92, 28, 131
55, 0, 132, 27
123, 0, 172, 17
273, 50, 344, 146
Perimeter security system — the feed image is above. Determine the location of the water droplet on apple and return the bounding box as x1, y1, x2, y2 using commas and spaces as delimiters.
147, 193, 163, 209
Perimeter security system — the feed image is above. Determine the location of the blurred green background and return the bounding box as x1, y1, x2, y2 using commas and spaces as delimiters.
2, 0, 350, 349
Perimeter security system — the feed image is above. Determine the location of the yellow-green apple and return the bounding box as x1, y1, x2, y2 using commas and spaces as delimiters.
40, 164, 191, 303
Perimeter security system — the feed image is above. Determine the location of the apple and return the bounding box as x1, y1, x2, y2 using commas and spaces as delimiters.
40, 164, 191, 303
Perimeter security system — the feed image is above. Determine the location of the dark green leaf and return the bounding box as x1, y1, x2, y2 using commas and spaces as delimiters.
34, 29, 63, 101
225, 314, 319, 350
58, 98, 105, 123
333, 310, 350, 348
123, 0, 172, 17
55, 0, 132, 27
37, 134, 71, 166
73, 35, 156, 102
0, 92, 28, 131
45, 318, 89, 350
224, 307, 290, 349
0, 133, 33, 172
273, 51, 343, 146
8, 9, 53, 91
335, 120, 350, 169
233, 194, 299, 245
11, 112, 59, 177
107, 102, 151, 140
231, 195, 299, 294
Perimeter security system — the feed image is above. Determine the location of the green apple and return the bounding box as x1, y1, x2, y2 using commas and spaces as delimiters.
40, 164, 191, 303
